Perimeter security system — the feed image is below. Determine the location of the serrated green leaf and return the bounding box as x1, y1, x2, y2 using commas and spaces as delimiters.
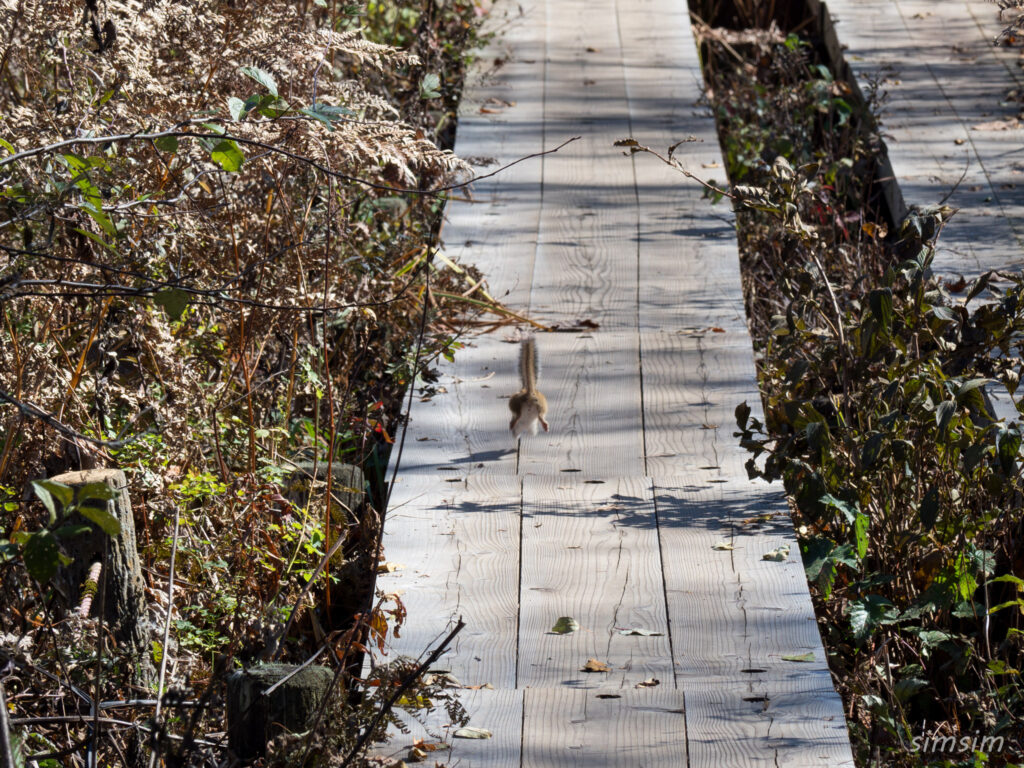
78, 481, 118, 503
24, 530, 60, 584
935, 399, 956, 433
893, 677, 928, 702
848, 594, 897, 644
73, 227, 117, 253
420, 72, 441, 99
550, 616, 579, 634
853, 512, 869, 560
78, 504, 121, 537
240, 66, 278, 97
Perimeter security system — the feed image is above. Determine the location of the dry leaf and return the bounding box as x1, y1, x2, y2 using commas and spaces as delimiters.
762, 544, 791, 561
581, 658, 611, 673
378, 562, 404, 573
781, 652, 815, 663
453, 727, 492, 739
635, 677, 660, 688
712, 541, 734, 551
972, 118, 1021, 131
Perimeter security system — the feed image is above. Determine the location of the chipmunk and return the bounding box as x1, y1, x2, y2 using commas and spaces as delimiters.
509, 336, 549, 438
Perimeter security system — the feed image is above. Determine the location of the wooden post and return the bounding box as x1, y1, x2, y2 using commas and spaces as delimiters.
50, 468, 152, 683
226, 663, 334, 760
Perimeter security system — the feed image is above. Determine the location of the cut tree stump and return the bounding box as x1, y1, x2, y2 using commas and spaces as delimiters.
50, 468, 152, 683
226, 662, 334, 760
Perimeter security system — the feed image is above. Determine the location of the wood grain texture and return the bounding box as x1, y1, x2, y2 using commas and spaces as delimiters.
518, 475, 672, 689
444, 0, 546, 308
526, 0, 640, 330
641, 329, 761, 478
824, 0, 1024, 276
388, 335, 522, 477
378, 475, 522, 688
377, 0, 855, 761
522, 687, 688, 767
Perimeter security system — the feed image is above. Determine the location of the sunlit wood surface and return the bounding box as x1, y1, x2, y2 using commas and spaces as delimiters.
374, 0, 855, 764
824, 0, 1024, 277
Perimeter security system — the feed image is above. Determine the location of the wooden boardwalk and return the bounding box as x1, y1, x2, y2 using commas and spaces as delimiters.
823, 0, 1024, 278
374, 0, 855, 765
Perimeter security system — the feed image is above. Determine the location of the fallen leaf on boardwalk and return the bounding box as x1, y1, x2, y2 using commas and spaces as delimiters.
581, 658, 611, 673
586, 46, 600, 52
464, 682, 494, 690
378, 561, 404, 573
453, 727, 492, 739
711, 326, 726, 333
972, 118, 1021, 131
618, 627, 664, 636
550, 616, 579, 634
712, 541, 734, 551
596, 693, 621, 699
576, 318, 600, 329
741, 513, 776, 526
701, 423, 718, 429
781, 652, 815, 663
762, 544, 791, 561
408, 746, 428, 762
636, 677, 660, 688
702, 161, 721, 168
412, 739, 449, 752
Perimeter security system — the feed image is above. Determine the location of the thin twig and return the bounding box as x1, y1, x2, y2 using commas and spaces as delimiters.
339, 618, 466, 768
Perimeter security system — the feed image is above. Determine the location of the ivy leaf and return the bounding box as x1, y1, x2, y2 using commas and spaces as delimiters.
847, 594, 897, 644
24, 530, 60, 584
239, 66, 278, 97
210, 139, 244, 172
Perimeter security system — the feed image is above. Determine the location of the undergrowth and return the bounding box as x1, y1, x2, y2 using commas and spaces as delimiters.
0, 1, 491, 765
696, 19, 1024, 768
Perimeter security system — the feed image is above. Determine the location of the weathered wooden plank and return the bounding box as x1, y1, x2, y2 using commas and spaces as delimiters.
517, 475, 672, 690
378, 475, 522, 688
526, 0, 640, 330
374, 688, 523, 768
515, 331, 646, 477
616, 0, 750, 333
640, 329, 760, 478
825, 0, 1024, 275
392, 331, 645, 478
684, 679, 854, 768
388, 335, 521, 477
522, 688, 688, 767
653, 476, 854, 765
444, 0, 547, 308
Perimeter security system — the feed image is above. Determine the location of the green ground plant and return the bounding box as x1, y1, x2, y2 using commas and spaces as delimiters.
0, 0, 489, 764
